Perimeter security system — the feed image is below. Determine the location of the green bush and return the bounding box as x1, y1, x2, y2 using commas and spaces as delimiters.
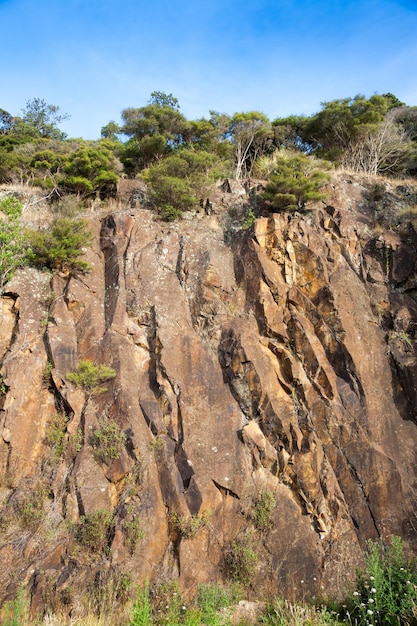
171, 510, 211, 539
67, 359, 116, 396
123, 508, 144, 555
130, 579, 152, 626
75, 508, 114, 553
264, 153, 330, 211
45, 412, 68, 458
27, 216, 93, 273
0, 196, 30, 290
346, 536, 417, 626
253, 490, 276, 531
142, 148, 225, 220
92, 418, 126, 465
224, 532, 258, 586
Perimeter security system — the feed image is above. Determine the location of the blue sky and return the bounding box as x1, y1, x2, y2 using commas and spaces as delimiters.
1, 0, 417, 139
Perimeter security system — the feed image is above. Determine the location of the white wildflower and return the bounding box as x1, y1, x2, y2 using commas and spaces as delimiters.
367, 609, 374, 615
371, 588, 376, 593
368, 598, 374, 604
353, 591, 359, 596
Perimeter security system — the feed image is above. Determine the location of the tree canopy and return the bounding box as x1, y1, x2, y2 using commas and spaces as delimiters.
1, 90, 417, 221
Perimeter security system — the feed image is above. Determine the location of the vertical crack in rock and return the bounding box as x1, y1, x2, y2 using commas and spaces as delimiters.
100, 215, 119, 330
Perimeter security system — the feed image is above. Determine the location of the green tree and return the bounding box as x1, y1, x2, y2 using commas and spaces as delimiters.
119, 96, 191, 174
100, 120, 121, 141
0, 108, 13, 135
229, 111, 273, 179
264, 153, 330, 211
148, 90, 180, 110
17, 97, 70, 140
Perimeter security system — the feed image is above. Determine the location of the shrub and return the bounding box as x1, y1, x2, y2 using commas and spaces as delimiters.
45, 412, 68, 458
171, 510, 211, 539
13, 482, 49, 530
130, 579, 152, 626
75, 508, 114, 553
123, 509, 144, 555
27, 216, 93, 274
67, 359, 116, 396
1, 589, 30, 626
346, 536, 417, 626
92, 418, 126, 465
0, 196, 30, 290
253, 490, 276, 531
224, 532, 258, 586
264, 153, 330, 211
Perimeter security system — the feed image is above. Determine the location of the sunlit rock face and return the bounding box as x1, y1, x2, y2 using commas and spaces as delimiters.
1, 175, 417, 610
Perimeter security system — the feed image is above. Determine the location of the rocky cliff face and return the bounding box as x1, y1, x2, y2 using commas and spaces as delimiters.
1, 174, 417, 613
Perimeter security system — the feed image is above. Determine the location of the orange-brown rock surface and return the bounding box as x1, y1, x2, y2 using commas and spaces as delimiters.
1, 174, 417, 612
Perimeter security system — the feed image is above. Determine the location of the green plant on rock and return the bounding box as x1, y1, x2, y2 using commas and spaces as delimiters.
253, 490, 276, 531
45, 412, 68, 458
123, 507, 144, 555
67, 359, 116, 396
15, 482, 49, 530
75, 508, 114, 553
264, 153, 330, 211
27, 216, 93, 274
171, 510, 211, 539
346, 536, 417, 626
224, 532, 258, 586
1, 589, 30, 626
0, 375, 7, 396
0, 196, 30, 290
92, 417, 126, 465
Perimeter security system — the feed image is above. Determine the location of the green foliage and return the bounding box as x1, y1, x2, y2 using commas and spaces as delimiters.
243, 207, 256, 228
229, 110, 273, 179
61, 143, 120, 196
194, 583, 241, 626
171, 510, 211, 539
1, 589, 30, 626
261, 598, 341, 626
346, 536, 417, 626
224, 532, 258, 586
0, 195, 23, 219
67, 359, 116, 396
92, 418, 127, 465
18, 97, 70, 140
264, 153, 330, 211
130, 579, 152, 626
27, 216, 92, 273
67, 359, 116, 395
123, 506, 144, 555
149, 91, 180, 110
0, 375, 7, 396
14, 482, 49, 530
143, 148, 224, 219
253, 490, 276, 531
45, 412, 68, 458
0, 196, 30, 289
75, 508, 114, 553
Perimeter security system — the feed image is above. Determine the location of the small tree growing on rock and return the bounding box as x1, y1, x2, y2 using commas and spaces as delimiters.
67, 360, 116, 398
264, 153, 330, 211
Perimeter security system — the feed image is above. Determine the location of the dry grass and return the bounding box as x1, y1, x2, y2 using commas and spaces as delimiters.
332, 166, 417, 190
